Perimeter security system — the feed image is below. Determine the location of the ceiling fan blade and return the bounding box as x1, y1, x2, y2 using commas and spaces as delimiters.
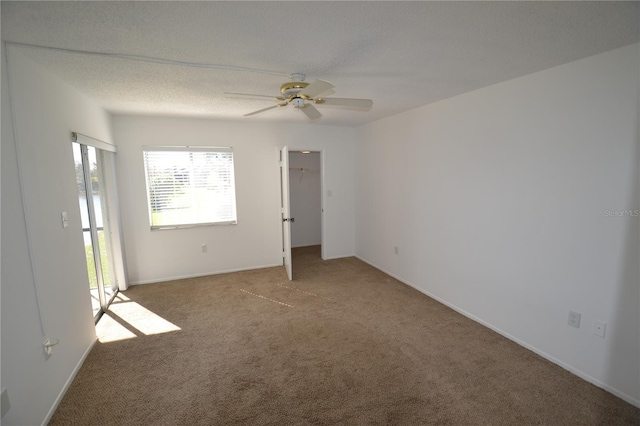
225, 92, 285, 101
244, 104, 282, 117
300, 103, 322, 120
316, 97, 373, 110
299, 80, 335, 99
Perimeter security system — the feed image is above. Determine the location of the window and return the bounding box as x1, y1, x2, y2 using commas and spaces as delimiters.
143, 146, 237, 229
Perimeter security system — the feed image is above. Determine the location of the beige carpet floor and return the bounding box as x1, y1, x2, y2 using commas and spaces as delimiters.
51, 246, 639, 425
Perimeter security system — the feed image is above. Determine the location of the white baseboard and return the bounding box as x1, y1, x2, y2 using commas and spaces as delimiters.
354, 255, 640, 409
322, 253, 355, 261
130, 255, 360, 285
129, 263, 283, 285
292, 243, 322, 249
42, 338, 97, 426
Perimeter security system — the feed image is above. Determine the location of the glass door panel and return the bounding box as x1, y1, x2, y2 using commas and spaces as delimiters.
73, 142, 117, 320
90, 147, 117, 306
73, 143, 101, 317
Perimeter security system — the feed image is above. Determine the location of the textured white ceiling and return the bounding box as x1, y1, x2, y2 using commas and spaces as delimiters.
2, 1, 639, 126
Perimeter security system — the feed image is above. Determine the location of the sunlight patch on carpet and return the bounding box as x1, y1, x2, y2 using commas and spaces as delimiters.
96, 313, 137, 343
108, 302, 181, 336
111, 292, 131, 302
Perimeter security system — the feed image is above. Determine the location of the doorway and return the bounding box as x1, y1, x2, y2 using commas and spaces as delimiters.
72, 142, 118, 320
289, 150, 323, 269
280, 147, 325, 281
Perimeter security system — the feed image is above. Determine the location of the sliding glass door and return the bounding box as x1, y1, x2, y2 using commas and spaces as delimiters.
73, 142, 117, 320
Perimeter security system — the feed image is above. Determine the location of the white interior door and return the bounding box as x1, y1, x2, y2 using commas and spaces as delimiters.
280, 146, 293, 280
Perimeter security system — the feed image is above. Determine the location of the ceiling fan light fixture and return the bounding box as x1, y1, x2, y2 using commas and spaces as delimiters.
281, 81, 309, 98
240, 76, 372, 120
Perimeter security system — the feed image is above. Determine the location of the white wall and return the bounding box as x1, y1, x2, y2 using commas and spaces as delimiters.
289, 151, 322, 248
1, 36, 634, 426
113, 116, 355, 284
355, 43, 640, 406
1, 47, 114, 424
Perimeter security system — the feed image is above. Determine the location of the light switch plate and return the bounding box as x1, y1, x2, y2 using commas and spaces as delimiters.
568, 310, 581, 328
61, 211, 69, 228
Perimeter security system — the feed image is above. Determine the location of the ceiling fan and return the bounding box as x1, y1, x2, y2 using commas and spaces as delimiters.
226, 73, 373, 120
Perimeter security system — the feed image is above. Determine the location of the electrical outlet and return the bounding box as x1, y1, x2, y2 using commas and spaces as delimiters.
568, 310, 581, 328
593, 320, 606, 338
394, 246, 399, 255
201, 244, 207, 253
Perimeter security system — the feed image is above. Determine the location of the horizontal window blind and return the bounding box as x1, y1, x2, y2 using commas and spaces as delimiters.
143, 147, 237, 229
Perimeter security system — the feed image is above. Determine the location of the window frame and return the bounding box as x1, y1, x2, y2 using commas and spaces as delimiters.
142, 146, 238, 230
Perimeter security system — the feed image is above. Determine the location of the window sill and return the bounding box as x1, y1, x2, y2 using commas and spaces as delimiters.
150, 221, 237, 231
